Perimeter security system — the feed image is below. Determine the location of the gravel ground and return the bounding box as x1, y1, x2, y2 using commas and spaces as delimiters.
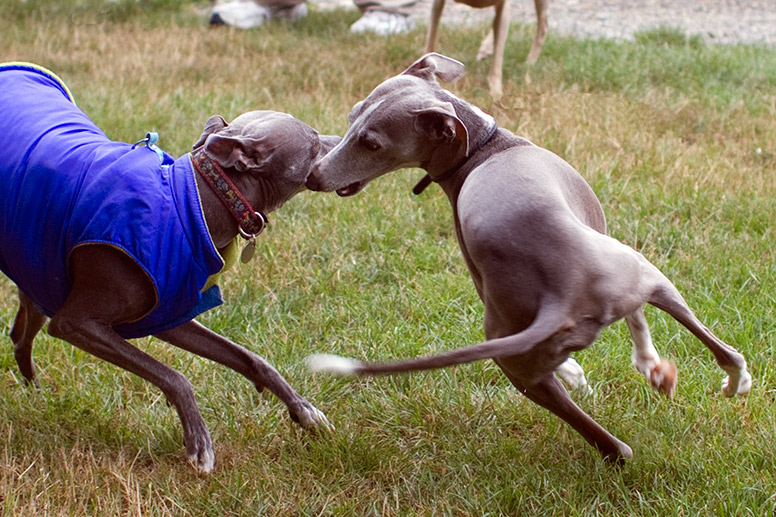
312, 0, 776, 46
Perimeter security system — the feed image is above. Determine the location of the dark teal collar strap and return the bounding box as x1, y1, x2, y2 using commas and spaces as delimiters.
413, 121, 498, 195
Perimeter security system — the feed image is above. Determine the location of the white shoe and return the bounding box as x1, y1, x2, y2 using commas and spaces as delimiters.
350, 11, 415, 35
210, 0, 269, 29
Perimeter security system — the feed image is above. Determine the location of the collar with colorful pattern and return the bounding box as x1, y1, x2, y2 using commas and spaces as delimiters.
190, 150, 268, 239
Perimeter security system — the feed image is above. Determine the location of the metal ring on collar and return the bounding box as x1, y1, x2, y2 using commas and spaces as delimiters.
239, 211, 268, 239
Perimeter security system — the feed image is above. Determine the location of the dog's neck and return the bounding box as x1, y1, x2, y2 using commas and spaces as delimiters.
415, 96, 498, 196
190, 150, 268, 251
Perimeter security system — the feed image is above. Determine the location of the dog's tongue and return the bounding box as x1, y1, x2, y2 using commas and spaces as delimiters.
336, 182, 362, 197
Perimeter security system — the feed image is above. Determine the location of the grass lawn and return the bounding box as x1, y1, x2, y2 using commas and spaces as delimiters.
1, 0, 775, 514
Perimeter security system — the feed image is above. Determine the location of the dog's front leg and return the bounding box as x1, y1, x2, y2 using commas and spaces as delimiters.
156, 321, 333, 432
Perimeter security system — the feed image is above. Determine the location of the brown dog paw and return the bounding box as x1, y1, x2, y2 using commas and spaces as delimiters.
650, 359, 677, 399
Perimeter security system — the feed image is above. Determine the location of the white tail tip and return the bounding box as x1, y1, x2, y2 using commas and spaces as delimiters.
305, 354, 363, 376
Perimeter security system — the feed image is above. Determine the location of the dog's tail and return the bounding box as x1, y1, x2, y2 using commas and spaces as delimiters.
305, 305, 569, 376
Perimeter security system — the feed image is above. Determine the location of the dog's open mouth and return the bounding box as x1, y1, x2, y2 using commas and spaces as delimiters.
335, 182, 363, 197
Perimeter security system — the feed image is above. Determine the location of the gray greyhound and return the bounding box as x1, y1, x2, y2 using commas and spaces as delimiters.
0, 63, 337, 472
304, 53, 751, 462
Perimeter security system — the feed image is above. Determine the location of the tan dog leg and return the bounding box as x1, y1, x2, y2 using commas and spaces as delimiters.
487, 0, 509, 99
526, 0, 548, 64
477, 29, 494, 60
425, 0, 447, 53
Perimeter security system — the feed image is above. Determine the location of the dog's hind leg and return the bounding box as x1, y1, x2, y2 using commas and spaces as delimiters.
496, 362, 632, 462
49, 312, 216, 471
625, 306, 676, 398
489, 309, 632, 461
47, 245, 216, 472
10, 290, 48, 387
648, 276, 751, 397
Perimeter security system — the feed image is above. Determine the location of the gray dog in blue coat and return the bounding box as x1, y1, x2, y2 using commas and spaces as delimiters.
0, 62, 338, 472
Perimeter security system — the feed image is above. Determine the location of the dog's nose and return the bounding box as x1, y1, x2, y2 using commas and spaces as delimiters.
209, 12, 225, 25
305, 170, 322, 191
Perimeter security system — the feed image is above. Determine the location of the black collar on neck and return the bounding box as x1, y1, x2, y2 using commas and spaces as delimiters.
190, 150, 268, 240
413, 121, 498, 195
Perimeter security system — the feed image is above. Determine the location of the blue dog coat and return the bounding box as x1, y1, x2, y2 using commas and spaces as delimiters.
0, 63, 226, 339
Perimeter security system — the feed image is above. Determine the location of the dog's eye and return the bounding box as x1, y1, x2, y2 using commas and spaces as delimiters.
359, 136, 380, 152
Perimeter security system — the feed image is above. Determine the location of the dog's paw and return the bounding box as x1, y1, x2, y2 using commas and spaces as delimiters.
185, 432, 215, 473
649, 359, 677, 399
722, 367, 752, 397
602, 440, 633, 466
293, 402, 335, 433
554, 357, 593, 396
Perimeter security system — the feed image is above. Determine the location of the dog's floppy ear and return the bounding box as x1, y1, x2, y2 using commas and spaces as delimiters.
412, 102, 469, 155
402, 53, 465, 84
192, 115, 228, 149
318, 134, 342, 157
202, 134, 272, 172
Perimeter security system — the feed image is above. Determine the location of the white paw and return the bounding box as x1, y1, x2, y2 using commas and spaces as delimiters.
184, 423, 215, 473
555, 358, 593, 396
722, 368, 752, 397
296, 404, 335, 433
187, 446, 215, 473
